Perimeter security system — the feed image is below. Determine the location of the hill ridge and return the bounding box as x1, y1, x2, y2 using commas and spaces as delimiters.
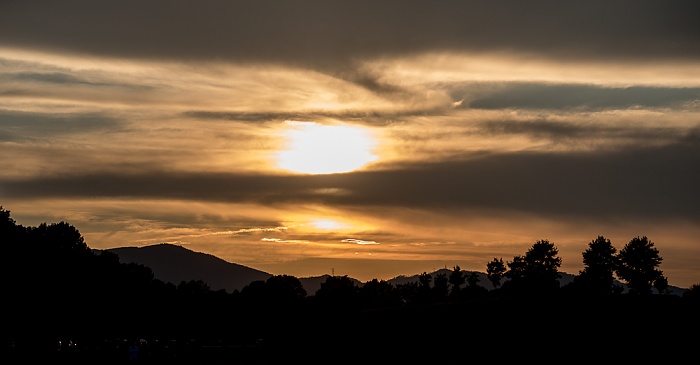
105, 243, 687, 296
106, 243, 272, 292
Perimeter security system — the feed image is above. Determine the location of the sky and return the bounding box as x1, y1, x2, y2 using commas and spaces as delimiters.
1, 0, 699, 288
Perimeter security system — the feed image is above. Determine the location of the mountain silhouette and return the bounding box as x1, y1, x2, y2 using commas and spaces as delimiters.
106, 243, 364, 294
105, 243, 687, 296
105, 243, 272, 292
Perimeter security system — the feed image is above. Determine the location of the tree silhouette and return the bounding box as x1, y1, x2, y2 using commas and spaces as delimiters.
653, 275, 669, 295
394, 281, 419, 304
486, 257, 506, 289
503, 239, 561, 293
241, 279, 267, 299
503, 255, 526, 291
28, 221, 90, 256
359, 278, 396, 308
417, 271, 432, 302
463, 271, 488, 298
466, 272, 480, 287
448, 266, 465, 297
683, 283, 700, 300
265, 274, 307, 304
177, 279, 211, 297
616, 236, 664, 295
574, 235, 620, 295
432, 271, 449, 299
0, 206, 25, 244
314, 275, 359, 307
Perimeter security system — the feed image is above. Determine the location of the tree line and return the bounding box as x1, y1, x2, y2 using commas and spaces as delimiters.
2, 205, 699, 363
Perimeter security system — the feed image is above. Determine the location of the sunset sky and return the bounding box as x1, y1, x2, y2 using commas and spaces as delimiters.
2, 1, 699, 288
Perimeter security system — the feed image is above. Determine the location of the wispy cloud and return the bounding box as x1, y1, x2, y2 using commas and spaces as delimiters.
342, 238, 379, 245
261, 238, 310, 244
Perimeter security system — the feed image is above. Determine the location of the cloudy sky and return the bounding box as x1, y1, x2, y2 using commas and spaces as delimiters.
2, 1, 699, 288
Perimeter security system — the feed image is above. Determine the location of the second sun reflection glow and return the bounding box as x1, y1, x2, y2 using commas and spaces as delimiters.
276, 121, 378, 174
310, 219, 348, 230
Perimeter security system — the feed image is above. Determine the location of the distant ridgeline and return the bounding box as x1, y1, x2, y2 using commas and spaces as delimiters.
2, 206, 699, 363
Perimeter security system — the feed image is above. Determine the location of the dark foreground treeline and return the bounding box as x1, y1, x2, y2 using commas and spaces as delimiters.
1, 206, 699, 364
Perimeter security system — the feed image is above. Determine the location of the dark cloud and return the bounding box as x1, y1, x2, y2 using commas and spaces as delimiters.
328, 66, 406, 95
184, 111, 299, 124
1, 1, 698, 69
475, 119, 690, 145
4, 137, 698, 222
453, 83, 700, 111
0, 71, 153, 91
184, 109, 438, 126
1, 72, 87, 85
0, 110, 123, 141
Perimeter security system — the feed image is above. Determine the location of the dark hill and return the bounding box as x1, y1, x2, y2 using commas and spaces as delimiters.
106, 243, 272, 292
105, 243, 687, 296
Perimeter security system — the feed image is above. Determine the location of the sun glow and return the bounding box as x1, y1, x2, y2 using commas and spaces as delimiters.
310, 219, 349, 230
276, 121, 378, 174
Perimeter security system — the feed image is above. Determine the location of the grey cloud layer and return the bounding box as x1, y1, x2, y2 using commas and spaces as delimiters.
5, 138, 698, 222
0, 110, 122, 142
185, 109, 433, 126
2, 1, 698, 68
461, 83, 700, 111
476, 120, 696, 144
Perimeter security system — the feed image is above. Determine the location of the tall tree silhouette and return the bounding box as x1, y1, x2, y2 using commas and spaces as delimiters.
653, 275, 670, 295
265, 274, 307, 304
0, 206, 25, 245
574, 235, 621, 295
503, 255, 526, 292
359, 278, 396, 308
432, 271, 449, 299
684, 283, 700, 300
448, 266, 465, 297
314, 275, 359, 308
616, 236, 664, 295
466, 272, 480, 287
503, 239, 561, 293
486, 257, 506, 289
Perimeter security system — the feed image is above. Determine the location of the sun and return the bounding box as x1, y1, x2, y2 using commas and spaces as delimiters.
276, 121, 378, 174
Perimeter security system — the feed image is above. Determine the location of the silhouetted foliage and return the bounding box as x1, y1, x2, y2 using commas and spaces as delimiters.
654, 275, 670, 295
265, 274, 307, 304
486, 257, 506, 289
0, 206, 25, 245
616, 236, 664, 295
2, 205, 697, 364
314, 275, 359, 308
359, 278, 398, 308
432, 271, 449, 299
683, 283, 700, 300
178, 279, 211, 297
462, 272, 488, 298
417, 271, 432, 302
394, 281, 419, 304
502, 255, 526, 291
573, 235, 621, 295
502, 239, 561, 294
448, 265, 465, 297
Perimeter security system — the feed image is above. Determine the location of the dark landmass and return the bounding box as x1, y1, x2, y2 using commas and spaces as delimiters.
2, 207, 698, 364
105, 244, 272, 293
105, 243, 688, 296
